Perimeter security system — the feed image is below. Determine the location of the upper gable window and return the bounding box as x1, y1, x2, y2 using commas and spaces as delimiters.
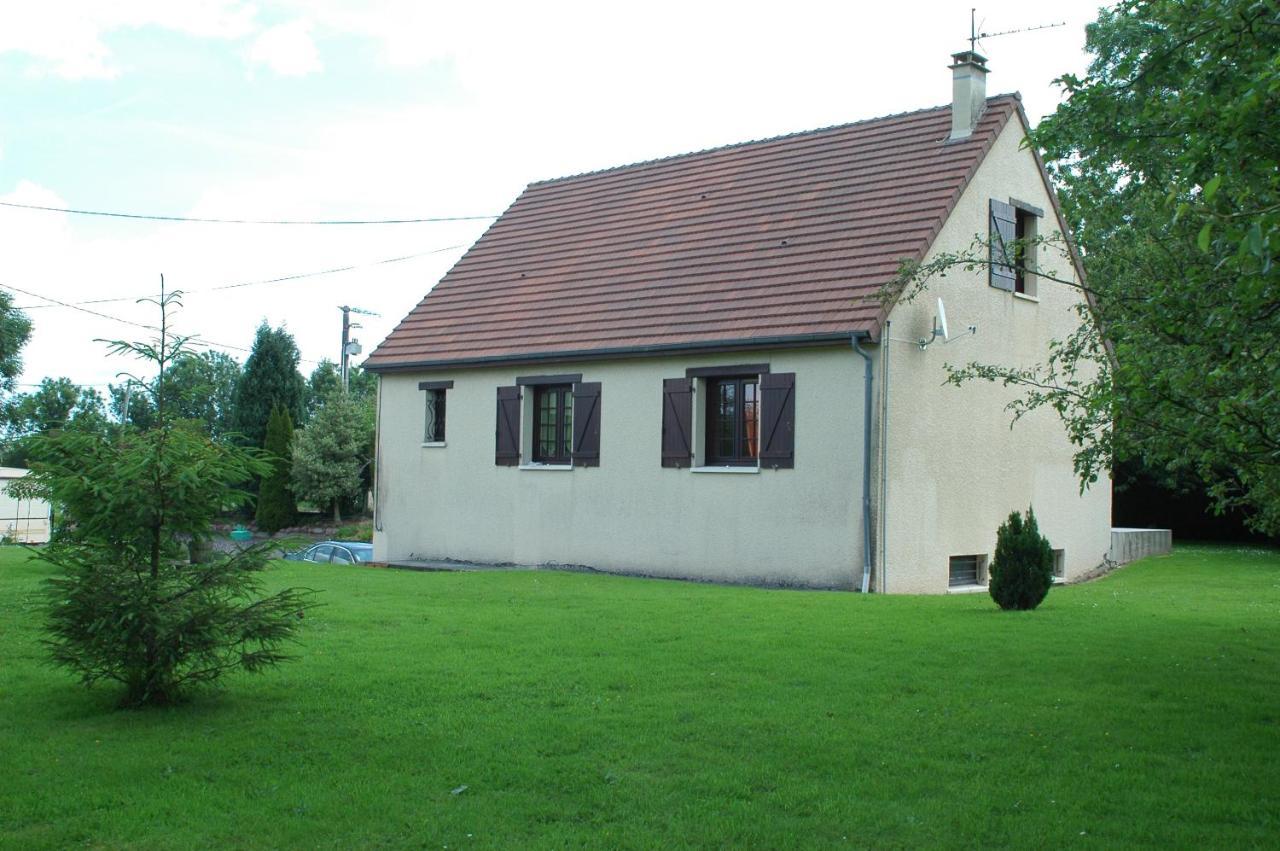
990, 198, 1043, 297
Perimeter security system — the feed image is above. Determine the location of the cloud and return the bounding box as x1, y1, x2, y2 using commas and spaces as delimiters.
0, 1, 257, 79
246, 20, 323, 77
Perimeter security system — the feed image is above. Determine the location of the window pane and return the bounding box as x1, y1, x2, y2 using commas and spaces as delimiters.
742, 380, 758, 458
716, 382, 736, 458
534, 385, 573, 463
562, 390, 573, 456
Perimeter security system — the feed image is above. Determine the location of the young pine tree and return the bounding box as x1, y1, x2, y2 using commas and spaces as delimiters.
988, 507, 1054, 611
255, 405, 297, 533
13, 283, 314, 708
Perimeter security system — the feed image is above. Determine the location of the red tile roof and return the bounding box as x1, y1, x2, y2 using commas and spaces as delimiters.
366, 95, 1020, 370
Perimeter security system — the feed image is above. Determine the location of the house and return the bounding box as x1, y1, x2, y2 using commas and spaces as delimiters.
0, 467, 51, 544
364, 52, 1112, 593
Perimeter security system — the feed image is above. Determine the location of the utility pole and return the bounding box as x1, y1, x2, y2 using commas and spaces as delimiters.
339, 305, 379, 391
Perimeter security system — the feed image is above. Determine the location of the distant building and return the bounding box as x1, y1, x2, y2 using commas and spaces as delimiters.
0, 467, 51, 544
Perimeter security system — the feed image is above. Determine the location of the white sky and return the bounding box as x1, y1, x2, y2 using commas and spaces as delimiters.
0, 0, 1104, 392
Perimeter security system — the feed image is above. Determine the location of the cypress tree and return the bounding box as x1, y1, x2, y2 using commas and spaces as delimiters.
255, 405, 296, 533
989, 507, 1054, 611
232, 323, 306, 447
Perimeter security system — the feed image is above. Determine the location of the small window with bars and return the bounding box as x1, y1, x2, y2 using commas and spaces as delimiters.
423, 388, 447, 443
948, 554, 988, 587
1052, 549, 1065, 580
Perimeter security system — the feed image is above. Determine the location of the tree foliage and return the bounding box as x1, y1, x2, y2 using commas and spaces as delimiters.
233, 323, 306, 447
14, 288, 313, 708
306, 360, 375, 420
163, 350, 242, 438
292, 391, 367, 523
989, 508, 1054, 611
2, 378, 108, 466
895, 0, 1280, 533
255, 405, 297, 533
0, 289, 32, 397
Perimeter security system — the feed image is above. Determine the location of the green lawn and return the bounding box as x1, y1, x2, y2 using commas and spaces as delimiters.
1, 546, 1277, 849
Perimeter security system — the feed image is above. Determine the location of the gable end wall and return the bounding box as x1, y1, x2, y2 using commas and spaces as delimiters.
879, 114, 1112, 593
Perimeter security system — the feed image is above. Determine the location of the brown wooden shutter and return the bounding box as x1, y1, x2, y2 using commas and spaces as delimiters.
759, 372, 796, 469
990, 199, 1017, 291
661, 378, 693, 468
494, 385, 521, 466
571, 381, 601, 467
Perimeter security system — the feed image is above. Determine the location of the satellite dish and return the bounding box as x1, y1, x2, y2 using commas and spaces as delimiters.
936, 297, 950, 342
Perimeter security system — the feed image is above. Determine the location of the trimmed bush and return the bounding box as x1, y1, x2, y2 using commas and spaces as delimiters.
989, 507, 1054, 611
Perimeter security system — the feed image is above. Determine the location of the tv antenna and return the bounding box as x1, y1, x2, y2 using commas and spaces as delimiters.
968, 8, 1065, 54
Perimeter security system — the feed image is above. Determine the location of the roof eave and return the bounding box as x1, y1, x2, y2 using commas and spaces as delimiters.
362, 330, 872, 374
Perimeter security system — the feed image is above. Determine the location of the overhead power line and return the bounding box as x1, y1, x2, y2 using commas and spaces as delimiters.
14, 243, 465, 310
0, 199, 499, 225
0, 281, 321, 365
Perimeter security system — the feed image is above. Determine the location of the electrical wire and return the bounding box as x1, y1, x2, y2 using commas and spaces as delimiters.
0, 281, 322, 365
13, 243, 465, 310
0, 199, 498, 225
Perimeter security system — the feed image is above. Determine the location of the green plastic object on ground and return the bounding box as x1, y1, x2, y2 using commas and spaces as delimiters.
229, 526, 253, 542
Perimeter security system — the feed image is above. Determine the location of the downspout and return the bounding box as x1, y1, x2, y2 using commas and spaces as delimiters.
851, 334, 874, 593
880, 320, 891, 594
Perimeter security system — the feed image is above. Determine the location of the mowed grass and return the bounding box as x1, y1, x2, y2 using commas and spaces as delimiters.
1, 547, 1278, 849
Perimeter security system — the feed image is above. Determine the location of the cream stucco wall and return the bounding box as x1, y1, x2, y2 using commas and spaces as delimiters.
373, 346, 869, 588
877, 112, 1112, 593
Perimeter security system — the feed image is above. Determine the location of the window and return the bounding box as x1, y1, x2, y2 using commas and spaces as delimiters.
948, 554, 988, 587
424, 389, 446, 442
495, 376, 601, 468
1052, 548, 1065, 580
662, 368, 794, 469
1014, 207, 1038, 296
705, 376, 759, 465
418, 380, 453, 445
990, 198, 1042, 295
533, 384, 573, 464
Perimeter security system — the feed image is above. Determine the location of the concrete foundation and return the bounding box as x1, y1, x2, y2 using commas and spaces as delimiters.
1109, 528, 1172, 565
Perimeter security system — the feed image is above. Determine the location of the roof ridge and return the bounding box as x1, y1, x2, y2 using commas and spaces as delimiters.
527, 93, 1021, 189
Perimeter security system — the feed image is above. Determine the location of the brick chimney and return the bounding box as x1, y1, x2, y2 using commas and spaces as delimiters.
949, 50, 988, 140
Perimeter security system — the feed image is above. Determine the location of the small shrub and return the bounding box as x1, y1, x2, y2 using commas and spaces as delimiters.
334, 522, 373, 543
989, 507, 1054, 611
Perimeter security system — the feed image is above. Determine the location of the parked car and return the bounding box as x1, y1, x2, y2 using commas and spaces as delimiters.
285, 541, 374, 565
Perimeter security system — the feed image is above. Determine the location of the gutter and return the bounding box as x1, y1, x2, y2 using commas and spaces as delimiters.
851, 333, 875, 593
363, 331, 858, 373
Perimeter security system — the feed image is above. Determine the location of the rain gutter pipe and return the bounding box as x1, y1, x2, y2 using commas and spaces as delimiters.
851, 333, 874, 593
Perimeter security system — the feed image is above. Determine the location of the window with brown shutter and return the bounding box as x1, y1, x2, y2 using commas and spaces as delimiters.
759, 372, 795, 469
494, 385, 521, 466
989, 198, 1017, 291
661, 377, 693, 468
571, 382, 601, 467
